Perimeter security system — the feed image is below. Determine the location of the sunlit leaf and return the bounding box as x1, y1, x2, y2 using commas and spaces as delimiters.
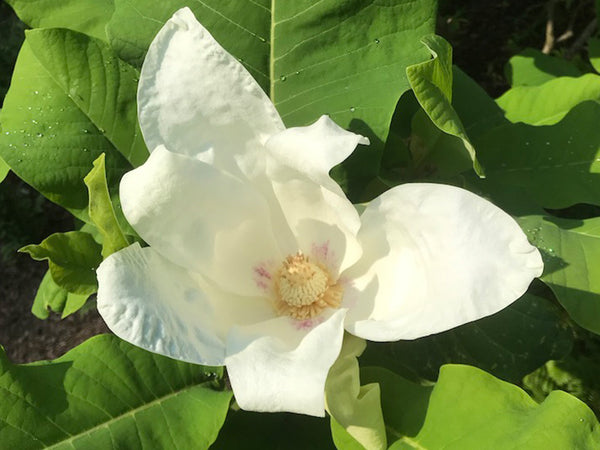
84, 153, 130, 257
0, 28, 147, 221
0, 335, 230, 449
0, 155, 8, 183
497, 74, 600, 125
6, 0, 114, 42
365, 365, 600, 449
505, 48, 581, 87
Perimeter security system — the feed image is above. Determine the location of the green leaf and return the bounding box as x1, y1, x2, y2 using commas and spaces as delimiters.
590, 38, 600, 73
505, 48, 581, 87
19, 231, 102, 296
0, 334, 230, 449
477, 101, 600, 209
524, 332, 600, 414
0, 28, 147, 221
61, 291, 92, 318
497, 74, 600, 125
0, 155, 8, 183
107, 0, 437, 199
371, 365, 600, 449
31, 270, 89, 320
84, 153, 130, 258
403, 67, 505, 179
325, 334, 386, 450
5, 0, 115, 42
360, 293, 572, 384
406, 35, 484, 177
426, 69, 600, 209
518, 214, 600, 335
360, 367, 433, 444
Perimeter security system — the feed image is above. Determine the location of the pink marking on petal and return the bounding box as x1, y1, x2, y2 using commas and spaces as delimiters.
311, 241, 330, 262
253, 262, 273, 291
254, 265, 272, 280
292, 316, 325, 331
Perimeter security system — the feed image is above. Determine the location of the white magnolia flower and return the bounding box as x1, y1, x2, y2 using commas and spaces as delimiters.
97, 8, 543, 417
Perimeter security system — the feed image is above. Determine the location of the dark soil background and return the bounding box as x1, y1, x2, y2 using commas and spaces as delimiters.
0, 0, 597, 364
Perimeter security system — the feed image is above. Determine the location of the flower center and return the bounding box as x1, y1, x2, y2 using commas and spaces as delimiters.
273, 252, 343, 319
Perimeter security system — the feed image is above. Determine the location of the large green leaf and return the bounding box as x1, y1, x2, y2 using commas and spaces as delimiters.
360, 293, 572, 384
0, 28, 147, 221
6, 0, 115, 42
365, 365, 600, 449
406, 35, 483, 176
419, 67, 600, 209
504, 48, 581, 87
0, 335, 230, 449
497, 74, 600, 125
20, 231, 102, 296
107, 0, 437, 198
518, 214, 600, 335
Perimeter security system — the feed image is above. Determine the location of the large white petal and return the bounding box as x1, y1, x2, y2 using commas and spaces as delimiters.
343, 183, 543, 341
225, 309, 346, 416
138, 7, 284, 172
97, 243, 276, 366
261, 117, 368, 274
120, 146, 285, 296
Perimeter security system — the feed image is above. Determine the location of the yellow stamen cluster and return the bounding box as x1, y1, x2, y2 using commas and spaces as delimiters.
273, 252, 342, 319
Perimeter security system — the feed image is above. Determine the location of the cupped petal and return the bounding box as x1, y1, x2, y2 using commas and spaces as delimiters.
97, 243, 276, 366
265, 115, 369, 197
260, 117, 369, 274
225, 309, 347, 416
120, 146, 286, 296
343, 183, 543, 341
138, 7, 284, 170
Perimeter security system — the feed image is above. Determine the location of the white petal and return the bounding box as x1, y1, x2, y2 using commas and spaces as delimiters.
262, 117, 368, 274
138, 7, 284, 171
225, 309, 347, 416
120, 146, 285, 296
97, 243, 276, 366
268, 176, 363, 276
343, 183, 543, 341
265, 115, 369, 197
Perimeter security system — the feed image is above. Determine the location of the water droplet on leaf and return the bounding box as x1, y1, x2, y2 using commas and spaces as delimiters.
280, 75, 287, 81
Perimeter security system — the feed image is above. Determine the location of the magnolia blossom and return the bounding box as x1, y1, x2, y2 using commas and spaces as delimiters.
97, 8, 543, 416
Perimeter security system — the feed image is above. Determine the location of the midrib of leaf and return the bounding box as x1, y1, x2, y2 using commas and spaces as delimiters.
269, 0, 275, 103
26, 39, 125, 161
45, 382, 217, 449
